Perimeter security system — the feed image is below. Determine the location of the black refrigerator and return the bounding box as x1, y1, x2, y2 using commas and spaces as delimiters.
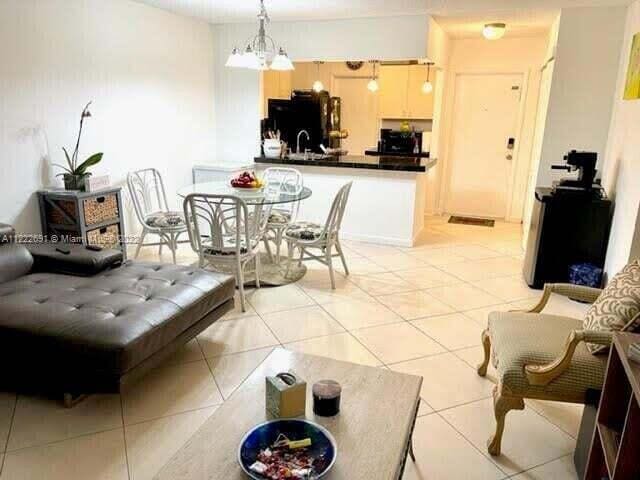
266, 90, 341, 153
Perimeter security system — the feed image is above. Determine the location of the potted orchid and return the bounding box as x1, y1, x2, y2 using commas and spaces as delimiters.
54, 101, 103, 191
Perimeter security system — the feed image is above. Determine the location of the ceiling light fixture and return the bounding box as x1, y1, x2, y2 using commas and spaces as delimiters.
367, 61, 379, 92
483, 23, 506, 40
225, 0, 294, 71
312, 61, 324, 93
422, 62, 434, 94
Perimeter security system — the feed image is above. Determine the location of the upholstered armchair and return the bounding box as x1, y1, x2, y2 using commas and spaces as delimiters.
477, 283, 615, 456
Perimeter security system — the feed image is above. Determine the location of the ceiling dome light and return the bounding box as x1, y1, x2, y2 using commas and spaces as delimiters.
483, 23, 506, 40
271, 48, 294, 71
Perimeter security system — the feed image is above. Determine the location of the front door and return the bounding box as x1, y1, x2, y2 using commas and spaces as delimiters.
445, 73, 523, 219
334, 77, 379, 155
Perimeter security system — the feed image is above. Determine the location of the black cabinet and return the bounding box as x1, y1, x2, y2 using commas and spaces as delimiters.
523, 187, 612, 289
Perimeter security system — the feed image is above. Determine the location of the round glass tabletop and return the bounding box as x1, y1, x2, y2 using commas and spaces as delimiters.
177, 181, 312, 206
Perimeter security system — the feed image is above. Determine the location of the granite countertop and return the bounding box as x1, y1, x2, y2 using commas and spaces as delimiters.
254, 154, 437, 172
363, 149, 431, 158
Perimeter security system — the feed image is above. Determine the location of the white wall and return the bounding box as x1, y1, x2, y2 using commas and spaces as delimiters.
602, 0, 640, 275
0, 0, 215, 234
212, 15, 430, 164
436, 35, 548, 221
536, 6, 627, 188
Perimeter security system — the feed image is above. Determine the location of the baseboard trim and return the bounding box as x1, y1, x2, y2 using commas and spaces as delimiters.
341, 232, 414, 248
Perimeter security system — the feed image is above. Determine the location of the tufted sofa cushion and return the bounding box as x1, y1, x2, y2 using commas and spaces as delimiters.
0, 261, 234, 375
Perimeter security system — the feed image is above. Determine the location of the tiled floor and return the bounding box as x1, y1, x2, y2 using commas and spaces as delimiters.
0, 216, 591, 479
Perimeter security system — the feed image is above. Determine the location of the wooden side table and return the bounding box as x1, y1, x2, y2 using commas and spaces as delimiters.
585, 332, 640, 479
37, 187, 127, 259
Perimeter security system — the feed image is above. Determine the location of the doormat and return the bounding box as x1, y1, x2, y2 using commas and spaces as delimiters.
448, 216, 495, 227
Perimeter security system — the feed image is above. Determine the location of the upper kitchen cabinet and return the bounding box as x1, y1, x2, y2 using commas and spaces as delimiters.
261, 70, 292, 116
379, 64, 435, 120
379, 65, 408, 118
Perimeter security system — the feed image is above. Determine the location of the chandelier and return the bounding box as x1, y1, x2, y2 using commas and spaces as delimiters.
225, 0, 294, 71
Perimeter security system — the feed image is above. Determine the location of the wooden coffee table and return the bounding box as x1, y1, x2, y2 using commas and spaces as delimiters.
155, 348, 422, 480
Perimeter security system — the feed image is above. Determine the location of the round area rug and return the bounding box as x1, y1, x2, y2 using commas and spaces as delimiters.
197, 252, 306, 287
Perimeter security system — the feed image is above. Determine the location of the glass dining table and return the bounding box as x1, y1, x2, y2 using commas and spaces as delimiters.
177, 181, 313, 286
177, 181, 312, 205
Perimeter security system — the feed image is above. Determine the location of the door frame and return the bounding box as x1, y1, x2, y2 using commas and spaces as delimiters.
439, 69, 531, 221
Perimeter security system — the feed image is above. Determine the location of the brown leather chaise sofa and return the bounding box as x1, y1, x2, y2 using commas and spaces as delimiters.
0, 223, 234, 405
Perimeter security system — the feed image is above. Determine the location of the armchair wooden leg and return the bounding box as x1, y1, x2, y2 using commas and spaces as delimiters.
477, 329, 491, 377
487, 384, 524, 456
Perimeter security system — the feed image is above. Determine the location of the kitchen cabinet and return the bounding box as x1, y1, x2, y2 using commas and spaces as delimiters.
262, 70, 292, 116
378, 65, 435, 120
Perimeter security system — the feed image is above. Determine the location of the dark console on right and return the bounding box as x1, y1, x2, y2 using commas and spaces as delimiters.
524, 150, 613, 289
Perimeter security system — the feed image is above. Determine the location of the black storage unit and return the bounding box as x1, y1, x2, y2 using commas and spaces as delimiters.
523, 187, 612, 289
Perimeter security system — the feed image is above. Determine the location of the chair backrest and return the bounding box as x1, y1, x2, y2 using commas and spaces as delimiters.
324, 182, 353, 240
263, 167, 304, 219
182, 193, 269, 257
127, 168, 170, 224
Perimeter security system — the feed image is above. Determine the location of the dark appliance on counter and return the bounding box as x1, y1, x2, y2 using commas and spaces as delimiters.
265, 90, 341, 154
377, 129, 423, 155
523, 150, 612, 289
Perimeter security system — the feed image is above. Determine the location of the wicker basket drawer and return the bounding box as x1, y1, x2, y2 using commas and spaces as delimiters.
83, 194, 119, 226
86, 224, 120, 249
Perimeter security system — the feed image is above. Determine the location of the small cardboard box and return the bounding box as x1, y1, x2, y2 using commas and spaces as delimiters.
265, 371, 306, 418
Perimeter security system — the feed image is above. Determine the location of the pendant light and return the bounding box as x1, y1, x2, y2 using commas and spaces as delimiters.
483, 23, 506, 40
422, 62, 434, 94
225, 0, 294, 71
367, 61, 379, 92
312, 61, 324, 93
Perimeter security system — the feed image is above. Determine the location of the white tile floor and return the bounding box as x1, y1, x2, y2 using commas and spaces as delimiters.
0, 217, 591, 479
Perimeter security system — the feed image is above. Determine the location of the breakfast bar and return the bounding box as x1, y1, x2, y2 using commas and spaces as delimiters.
254, 154, 437, 247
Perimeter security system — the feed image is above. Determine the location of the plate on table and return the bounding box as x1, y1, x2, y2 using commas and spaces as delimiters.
238, 419, 337, 480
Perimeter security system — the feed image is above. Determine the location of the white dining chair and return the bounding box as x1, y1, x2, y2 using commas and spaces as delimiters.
261, 167, 304, 264
127, 168, 188, 264
182, 193, 271, 311
284, 182, 352, 289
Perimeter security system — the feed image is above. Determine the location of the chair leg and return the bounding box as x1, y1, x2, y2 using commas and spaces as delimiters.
255, 254, 261, 289
169, 233, 177, 264
326, 245, 336, 290
134, 230, 147, 259
275, 228, 283, 264
285, 241, 295, 278
336, 239, 349, 276
487, 384, 524, 456
477, 329, 491, 377
263, 235, 274, 263
237, 259, 246, 312
298, 246, 304, 267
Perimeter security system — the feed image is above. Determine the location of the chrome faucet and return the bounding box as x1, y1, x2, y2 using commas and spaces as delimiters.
296, 130, 310, 154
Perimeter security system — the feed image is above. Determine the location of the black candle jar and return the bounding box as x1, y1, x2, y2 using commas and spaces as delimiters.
312, 380, 342, 417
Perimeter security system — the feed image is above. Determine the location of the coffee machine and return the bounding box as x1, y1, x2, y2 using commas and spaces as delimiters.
550, 150, 598, 191
523, 150, 612, 288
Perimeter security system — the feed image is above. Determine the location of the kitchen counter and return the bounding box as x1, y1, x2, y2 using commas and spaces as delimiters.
254, 154, 437, 172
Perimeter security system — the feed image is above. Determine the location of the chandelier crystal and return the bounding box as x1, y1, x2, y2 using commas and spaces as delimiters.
225, 0, 294, 71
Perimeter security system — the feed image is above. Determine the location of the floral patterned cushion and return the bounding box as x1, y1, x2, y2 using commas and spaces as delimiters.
145, 211, 185, 229
268, 210, 292, 225
285, 222, 325, 241
583, 260, 640, 354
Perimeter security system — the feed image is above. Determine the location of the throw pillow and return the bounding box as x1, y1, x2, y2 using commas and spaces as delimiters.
583, 260, 640, 354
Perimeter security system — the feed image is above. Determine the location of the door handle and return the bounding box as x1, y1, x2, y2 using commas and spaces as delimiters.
506, 154, 513, 160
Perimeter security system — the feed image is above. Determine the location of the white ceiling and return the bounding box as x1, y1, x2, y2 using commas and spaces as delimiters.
133, 0, 631, 37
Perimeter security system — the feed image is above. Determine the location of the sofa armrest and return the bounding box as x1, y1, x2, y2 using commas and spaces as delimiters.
27, 243, 123, 276
522, 283, 603, 314
524, 330, 612, 386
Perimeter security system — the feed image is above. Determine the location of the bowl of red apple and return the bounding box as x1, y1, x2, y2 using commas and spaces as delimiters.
230, 171, 264, 191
